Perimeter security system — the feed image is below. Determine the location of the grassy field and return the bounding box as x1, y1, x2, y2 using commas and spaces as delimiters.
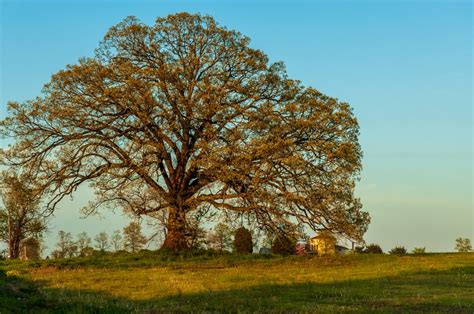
0, 251, 473, 313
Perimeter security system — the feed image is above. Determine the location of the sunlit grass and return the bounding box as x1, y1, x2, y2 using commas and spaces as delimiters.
1, 252, 473, 312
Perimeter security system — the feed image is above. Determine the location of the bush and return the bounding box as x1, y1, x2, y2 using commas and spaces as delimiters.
411, 247, 426, 254
389, 246, 407, 255
271, 236, 294, 255
233, 227, 253, 254
365, 244, 383, 254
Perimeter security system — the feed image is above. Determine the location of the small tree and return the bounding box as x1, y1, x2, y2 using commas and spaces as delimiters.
411, 247, 426, 254
76, 232, 92, 256
110, 230, 122, 252
94, 232, 110, 252
207, 223, 233, 252
0, 171, 47, 259
123, 222, 147, 252
52, 230, 76, 258
233, 227, 253, 254
185, 218, 207, 250
455, 238, 472, 252
364, 244, 383, 254
272, 235, 295, 255
389, 246, 407, 255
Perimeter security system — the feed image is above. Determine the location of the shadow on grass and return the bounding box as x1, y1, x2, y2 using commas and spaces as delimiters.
1, 266, 473, 313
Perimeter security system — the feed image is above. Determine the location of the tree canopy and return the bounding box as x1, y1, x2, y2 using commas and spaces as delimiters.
0, 170, 47, 258
0, 12, 369, 251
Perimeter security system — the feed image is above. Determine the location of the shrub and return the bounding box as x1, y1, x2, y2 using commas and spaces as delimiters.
354, 246, 365, 253
411, 247, 426, 254
389, 246, 407, 255
271, 236, 294, 255
365, 244, 383, 254
233, 227, 253, 254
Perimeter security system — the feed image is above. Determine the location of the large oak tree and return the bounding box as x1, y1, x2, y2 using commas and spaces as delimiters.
1, 13, 369, 251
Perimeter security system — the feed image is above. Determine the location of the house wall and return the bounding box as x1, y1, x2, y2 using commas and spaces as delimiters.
310, 238, 336, 255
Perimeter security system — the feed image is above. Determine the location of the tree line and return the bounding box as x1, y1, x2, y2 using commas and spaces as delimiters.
46, 222, 301, 259
50, 222, 147, 258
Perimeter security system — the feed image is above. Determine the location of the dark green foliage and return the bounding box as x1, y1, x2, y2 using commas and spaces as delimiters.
233, 228, 253, 254
271, 236, 295, 255
364, 244, 384, 254
389, 246, 407, 255
455, 238, 472, 252
411, 247, 426, 254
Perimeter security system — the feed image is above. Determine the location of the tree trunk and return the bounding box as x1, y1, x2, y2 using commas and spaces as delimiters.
9, 233, 21, 259
161, 208, 189, 252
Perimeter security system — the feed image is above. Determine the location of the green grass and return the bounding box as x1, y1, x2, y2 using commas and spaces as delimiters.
1, 252, 473, 313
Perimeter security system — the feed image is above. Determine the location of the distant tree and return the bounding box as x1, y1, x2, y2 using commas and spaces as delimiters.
51, 250, 62, 259
272, 235, 295, 255
0, 170, 47, 259
94, 232, 110, 251
207, 223, 233, 252
233, 227, 253, 254
123, 222, 147, 252
185, 217, 208, 250
52, 230, 76, 258
455, 238, 472, 252
389, 246, 407, 255
110, 230, 122, 252
411, 247, 426, 254
1, 13, 369, 252
364, 244, 383, 254
76, 232, 92, 256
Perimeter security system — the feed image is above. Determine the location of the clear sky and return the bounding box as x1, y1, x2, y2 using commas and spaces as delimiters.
0, 0, 472, 253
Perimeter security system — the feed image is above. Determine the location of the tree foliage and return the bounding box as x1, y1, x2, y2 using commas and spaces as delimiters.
271, 235, 295, 255
94, 231, 110, 251
388, 246, 407, 255
455, 238, 472, 252
363, 244, 383, 254
52, 230, 76, 258
110, 230, 122, 252
0, 170, 47, 259
207, 222, 233, 251
233, 227, 253, 253
76, 232, 92, 256
123, 222, 147, 252
411, 247, 426, 254
0, 13, 369, 251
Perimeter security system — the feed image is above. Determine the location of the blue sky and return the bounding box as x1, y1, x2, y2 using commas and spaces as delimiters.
0, 0, 472, 253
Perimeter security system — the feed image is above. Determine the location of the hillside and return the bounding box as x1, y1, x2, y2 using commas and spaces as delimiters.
1, 252, 473, 313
